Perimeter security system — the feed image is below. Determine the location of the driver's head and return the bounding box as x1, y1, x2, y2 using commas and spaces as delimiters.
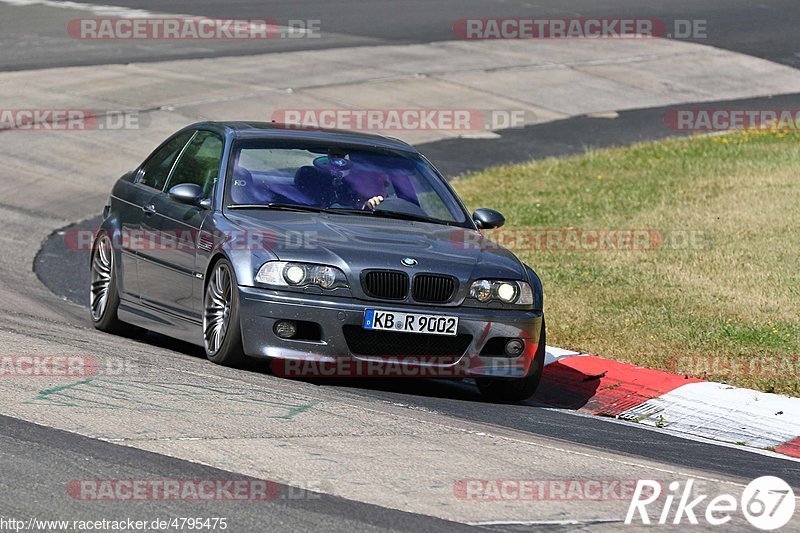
347, 171, 389, 200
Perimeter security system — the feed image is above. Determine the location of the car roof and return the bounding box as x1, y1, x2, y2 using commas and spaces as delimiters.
185, 121, 418, 153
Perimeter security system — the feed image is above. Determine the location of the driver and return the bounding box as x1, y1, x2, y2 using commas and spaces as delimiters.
355, 172, 390, 210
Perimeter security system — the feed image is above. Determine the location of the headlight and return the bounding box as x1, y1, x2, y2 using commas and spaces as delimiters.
471, 279, 492, 302
495, 282, 519, 303
284, 264, 305, 285
469, 280, 533, 305
256, 261, 349, 290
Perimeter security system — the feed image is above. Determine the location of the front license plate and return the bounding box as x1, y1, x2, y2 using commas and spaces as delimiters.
363, 309, 459, 336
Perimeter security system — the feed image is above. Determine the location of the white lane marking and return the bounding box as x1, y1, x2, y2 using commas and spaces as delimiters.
618, 381, 800, 450
536, 403, 800, 462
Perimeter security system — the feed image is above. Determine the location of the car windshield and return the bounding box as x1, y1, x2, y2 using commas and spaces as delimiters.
226, 141, 467, 225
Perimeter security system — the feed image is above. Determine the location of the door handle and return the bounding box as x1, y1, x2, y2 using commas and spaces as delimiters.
142, 204, 157, 215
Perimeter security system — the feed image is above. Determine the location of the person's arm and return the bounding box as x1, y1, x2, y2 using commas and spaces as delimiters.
363, 195, 384, 210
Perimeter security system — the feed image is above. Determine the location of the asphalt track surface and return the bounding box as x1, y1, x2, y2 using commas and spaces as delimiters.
7, 1, 800, 530
2, 0, 800, 70
1, 414, 478, 532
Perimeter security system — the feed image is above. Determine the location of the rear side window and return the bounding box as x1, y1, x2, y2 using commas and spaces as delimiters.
166, 131, 224, 198
138, 131, 194, 190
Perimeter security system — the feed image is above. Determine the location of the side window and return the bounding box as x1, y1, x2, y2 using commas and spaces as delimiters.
166, 131, 224, 199
138, 131, 194, 190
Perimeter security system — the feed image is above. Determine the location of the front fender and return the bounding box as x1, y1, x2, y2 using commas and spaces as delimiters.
198, 214, 279, 288
524, 264, 544, 312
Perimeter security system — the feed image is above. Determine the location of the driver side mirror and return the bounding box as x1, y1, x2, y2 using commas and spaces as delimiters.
169, 183, 209, 208
473, 208, 505, 230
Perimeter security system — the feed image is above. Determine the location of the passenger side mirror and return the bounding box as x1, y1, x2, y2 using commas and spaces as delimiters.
168, 183, 206, 207
473, 208, 505, 230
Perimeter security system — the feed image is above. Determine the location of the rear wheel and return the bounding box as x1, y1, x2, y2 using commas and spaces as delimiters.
203, 259, 245, 366
90, 233, 143, 336
477, 319, 546, 403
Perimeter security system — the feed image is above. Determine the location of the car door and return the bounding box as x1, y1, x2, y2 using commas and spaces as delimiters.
138, 130, 224, 322
118, 130, 194, 301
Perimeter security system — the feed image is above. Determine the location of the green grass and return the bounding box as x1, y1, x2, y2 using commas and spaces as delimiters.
453, 129, 800, 396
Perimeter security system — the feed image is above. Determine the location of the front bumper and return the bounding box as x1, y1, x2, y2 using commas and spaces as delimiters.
238, 286, 544, 379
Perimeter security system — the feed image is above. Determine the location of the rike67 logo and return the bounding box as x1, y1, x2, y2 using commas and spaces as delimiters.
626, 476, 795, 529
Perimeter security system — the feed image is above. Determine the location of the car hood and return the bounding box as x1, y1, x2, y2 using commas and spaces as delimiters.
223, 211, 527, 281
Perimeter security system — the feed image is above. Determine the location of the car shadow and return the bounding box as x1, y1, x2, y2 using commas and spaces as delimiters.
313, 362, 603, 407
306, 376, 487, 402
282, 358, 604, 407
531, 362, 602, 409
277, 363, 603, 408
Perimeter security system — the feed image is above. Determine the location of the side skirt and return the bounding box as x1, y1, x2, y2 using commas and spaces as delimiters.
118, 298, 204, 347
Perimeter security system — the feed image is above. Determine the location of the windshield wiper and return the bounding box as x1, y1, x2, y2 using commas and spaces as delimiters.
228, 204, 455, 226
328, 207, 445, 225
227, 203, 331, 213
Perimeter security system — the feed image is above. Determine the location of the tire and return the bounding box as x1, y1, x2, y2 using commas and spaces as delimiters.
89, 233, 144, 336
203, 258, 246, 366
477, 319, 546, 403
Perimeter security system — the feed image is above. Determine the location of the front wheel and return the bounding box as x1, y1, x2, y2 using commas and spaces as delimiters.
477, 319, 546, 403
203, 259, 245, 366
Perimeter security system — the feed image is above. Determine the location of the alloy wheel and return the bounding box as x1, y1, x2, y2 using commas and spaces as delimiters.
204, 263, 233, 355
90, 235, 113, 322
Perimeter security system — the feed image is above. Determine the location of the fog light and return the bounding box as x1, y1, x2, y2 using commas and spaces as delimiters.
504, 338, 525, 357
274, 320, 298, 339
